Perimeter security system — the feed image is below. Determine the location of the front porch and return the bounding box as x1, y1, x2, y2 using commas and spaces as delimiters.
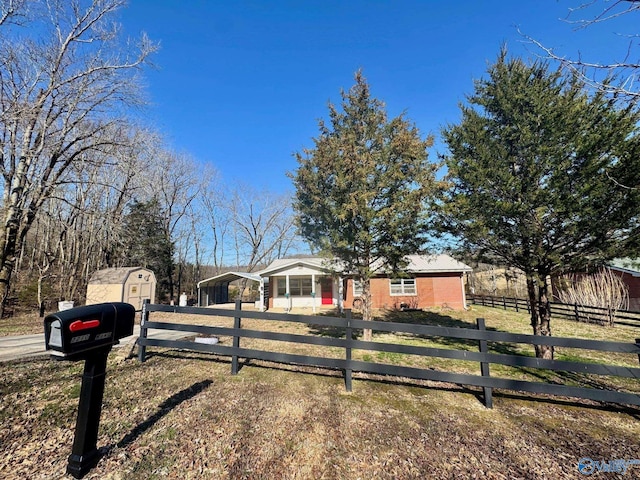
270, 274, 342, 312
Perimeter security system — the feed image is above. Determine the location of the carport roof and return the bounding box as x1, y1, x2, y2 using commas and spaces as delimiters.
197, 271, 262, 288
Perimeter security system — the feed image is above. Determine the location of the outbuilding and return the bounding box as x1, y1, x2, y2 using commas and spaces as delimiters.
86, 267, 156, 310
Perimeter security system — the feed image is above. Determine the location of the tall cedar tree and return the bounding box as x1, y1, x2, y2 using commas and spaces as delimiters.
441, 50, 640, 359
122, 199, 175, 302
291, 72, 439, 340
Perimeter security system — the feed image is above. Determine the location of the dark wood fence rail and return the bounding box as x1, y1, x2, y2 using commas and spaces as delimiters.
136, 300, 640, 409
468, 293, 640, 328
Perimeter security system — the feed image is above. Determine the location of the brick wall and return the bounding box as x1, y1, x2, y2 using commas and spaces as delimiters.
344, 273, 465, 310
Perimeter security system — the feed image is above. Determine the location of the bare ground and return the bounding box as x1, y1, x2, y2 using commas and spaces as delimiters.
1, 307, 639, 479
1, 344, 639, 480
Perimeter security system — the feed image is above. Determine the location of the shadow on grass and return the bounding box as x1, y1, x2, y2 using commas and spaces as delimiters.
106, 379, 213, 452
163, 350, 640, 416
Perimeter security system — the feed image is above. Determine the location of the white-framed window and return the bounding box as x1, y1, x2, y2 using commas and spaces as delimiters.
353, 279, 364, 297
276, 276, 313, 296
389, 278, 416, 295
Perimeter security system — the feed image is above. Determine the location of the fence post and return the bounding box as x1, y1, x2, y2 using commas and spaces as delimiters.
574, 303, 580, 323
491, 296, 495, 308
515, 297, 519, 313
231, 299, 242, 375
636, 339, 640, 365
476, 318, 493, 409
502, 296, 507, 310
137, 299, 150, 363
344, 309, 353, 392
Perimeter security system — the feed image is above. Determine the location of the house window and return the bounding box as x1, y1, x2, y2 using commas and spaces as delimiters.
277, 276, 313, 296
277, 278, 286, 296
390, 278, 416, 295
353, 280, 364, 297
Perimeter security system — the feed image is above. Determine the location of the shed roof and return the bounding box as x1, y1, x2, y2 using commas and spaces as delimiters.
609, 258, 640, 277
88, 267, 152, 284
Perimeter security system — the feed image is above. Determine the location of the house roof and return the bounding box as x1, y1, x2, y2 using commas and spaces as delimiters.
405, 254, 472, 273
256, 257, 334, 277
88, 267, 152, 285
258, 254, 471, 277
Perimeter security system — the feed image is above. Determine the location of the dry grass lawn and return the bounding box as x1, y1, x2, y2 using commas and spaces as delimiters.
1, 305, 639, 479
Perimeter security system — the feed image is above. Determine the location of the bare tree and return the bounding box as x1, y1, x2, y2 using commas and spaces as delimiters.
0, 0, 30, 26
200, 174, 231, 274
140, 149, 206, 301
0, 0, 156, 315
527, 0, 640, 98
229, 186, 300, 273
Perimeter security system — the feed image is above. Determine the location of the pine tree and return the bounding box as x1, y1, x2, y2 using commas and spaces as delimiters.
291, 71, 440, 339
122, 199, 175, 301
441, 49, 640, 358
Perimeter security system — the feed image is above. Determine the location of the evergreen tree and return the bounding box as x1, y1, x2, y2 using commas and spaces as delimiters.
122, 199, 175, 302
441, 49, 640, 358
291, 71, 440, 339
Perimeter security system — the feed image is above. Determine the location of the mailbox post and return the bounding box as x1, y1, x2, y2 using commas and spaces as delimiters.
44, 302, 135, 479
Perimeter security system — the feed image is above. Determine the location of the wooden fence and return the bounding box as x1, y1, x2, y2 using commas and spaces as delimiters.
468, 294, 640, 328
136, 300, 640, 409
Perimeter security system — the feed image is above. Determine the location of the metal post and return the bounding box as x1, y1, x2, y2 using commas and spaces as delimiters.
231, 299, 242, 375
476, 318, 493, 409
66, 348, 110, 478
137, 299, 150, 363
344, 309, 353, 392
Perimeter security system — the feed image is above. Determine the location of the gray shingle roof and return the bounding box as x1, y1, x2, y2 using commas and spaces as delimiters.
258, 254, 471, 276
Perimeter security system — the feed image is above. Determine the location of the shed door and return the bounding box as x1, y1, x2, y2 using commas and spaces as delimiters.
127, 283, 142, 310
321, 278, 333, 305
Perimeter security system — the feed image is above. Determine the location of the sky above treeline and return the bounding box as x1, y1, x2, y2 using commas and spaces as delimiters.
119, 1, 637, 194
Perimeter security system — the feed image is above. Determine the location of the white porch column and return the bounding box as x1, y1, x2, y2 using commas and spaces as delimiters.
311, 273, 316, 313
285, 274, 291, 312
259, 278, 265, 312
338, 276, 344, 313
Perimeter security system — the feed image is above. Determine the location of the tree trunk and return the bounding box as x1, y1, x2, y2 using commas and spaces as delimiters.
526, 273, 554, 359
362, 278, 373, 341
0, 215, 21, 318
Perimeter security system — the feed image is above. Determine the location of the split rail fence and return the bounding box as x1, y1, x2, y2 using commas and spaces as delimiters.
137, 300, 640, 409
468, 293, 640, 329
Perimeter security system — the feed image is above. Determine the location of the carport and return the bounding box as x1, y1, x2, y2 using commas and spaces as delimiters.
197, 272, 267, 311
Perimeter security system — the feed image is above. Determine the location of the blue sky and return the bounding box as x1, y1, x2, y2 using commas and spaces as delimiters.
119, 1, 637, 194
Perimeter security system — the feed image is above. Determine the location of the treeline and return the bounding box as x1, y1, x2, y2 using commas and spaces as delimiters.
0, 1, 301, 316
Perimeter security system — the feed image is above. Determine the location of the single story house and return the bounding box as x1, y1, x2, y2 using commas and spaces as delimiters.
197, 254, 472, 312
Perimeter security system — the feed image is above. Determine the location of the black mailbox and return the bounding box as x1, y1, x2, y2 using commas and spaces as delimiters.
45, 302, 135, 360
44, 302, 136, 478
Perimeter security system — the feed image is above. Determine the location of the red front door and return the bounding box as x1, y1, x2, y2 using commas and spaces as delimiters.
321, 278, 333, 305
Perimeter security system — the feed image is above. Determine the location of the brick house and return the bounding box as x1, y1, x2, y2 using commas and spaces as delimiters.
259, 254, 472, 311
